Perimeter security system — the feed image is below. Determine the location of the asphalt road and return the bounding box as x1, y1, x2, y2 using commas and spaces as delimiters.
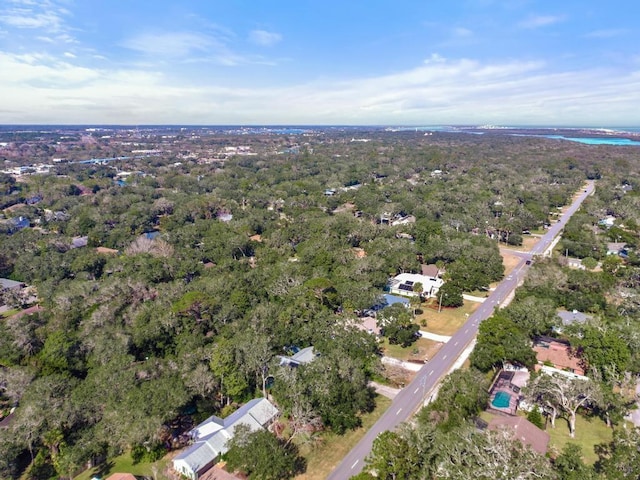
328, 180, 595, 480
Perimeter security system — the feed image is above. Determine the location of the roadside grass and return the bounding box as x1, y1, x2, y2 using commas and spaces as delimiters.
295, 395, 392, 480
499, 235, 540, 253
381, 337, 441, 362
74, 453, 171, 480
546, 415, 612, 465
416, 301, 480, 337
0, 308, 20, 318
478, 410, 612, 465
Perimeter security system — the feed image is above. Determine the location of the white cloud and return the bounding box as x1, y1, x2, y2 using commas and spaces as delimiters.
121, 30, 281, 67
121, 32, 218, 57
518, 15, 564, 29
1, 50, 640, 126
584, 29, 627, 39
63, 51, 75, 58
424, 53, 447, 64
0, 1, 70, 33
452, 27, 473, 37
249, 29, 282, 47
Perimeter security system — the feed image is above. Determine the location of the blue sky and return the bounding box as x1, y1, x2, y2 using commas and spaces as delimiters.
1, 0, 639, 125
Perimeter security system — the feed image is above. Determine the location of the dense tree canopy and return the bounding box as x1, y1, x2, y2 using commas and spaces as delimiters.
2, 127, 640, 479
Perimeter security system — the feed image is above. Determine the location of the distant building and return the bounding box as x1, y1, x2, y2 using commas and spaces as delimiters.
390, 215, 416, 226
279, 346, 318, 367
380, 293, 410, 308
70, 236, 88, 249
598, 216, 616, 228
0, 278, 24, 293
217, 212, 233, 222
7, 216, 29, 232
388, 273, 443, 298
607, 242, 627, 256
557, 310, 591, 327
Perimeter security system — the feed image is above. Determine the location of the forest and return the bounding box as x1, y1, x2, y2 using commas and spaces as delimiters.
1, 129, 640, 479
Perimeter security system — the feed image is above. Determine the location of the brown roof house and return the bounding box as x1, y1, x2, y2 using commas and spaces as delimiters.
488, 416, 550, 455
533, 336, 587, 379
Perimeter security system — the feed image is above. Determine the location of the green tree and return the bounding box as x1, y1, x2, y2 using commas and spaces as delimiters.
470, 314, 536, 371
378, 304, 419, 347
435, 427, 557, 479
437, 282, 464, 308
421, 368, 489, 432
572, 327, 631, 380
502, 296, 557, 337
525, 373, 601, 438
526, 405, 545, 430
224, 424, 304, 479
594, 428, 640, 479
553, 443, 595, 480
365, 430, 422, 480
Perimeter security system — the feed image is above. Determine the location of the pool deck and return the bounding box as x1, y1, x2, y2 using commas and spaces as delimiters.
487, 369, 530, 416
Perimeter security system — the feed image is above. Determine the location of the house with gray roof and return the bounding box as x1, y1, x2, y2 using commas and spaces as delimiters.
279, 346, 318, 367
172, 398, 278, 480
0, 278, 24, 293
557, 310, 592, 326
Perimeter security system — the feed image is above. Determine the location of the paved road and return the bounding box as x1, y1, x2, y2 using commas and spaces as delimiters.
328, 180, 595, 479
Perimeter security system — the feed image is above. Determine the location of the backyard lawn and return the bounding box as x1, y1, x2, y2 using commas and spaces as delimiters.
546, 415, 613, 465
479, 411, 612, 465
416, 301, 480, 336
74, 454, 171, 480
295, 395, 392, 480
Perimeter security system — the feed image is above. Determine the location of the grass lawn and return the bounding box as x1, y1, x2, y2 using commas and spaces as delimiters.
546, 415, 612, 465
498, 236, 540, 254
0, 308, 20, 318
416, 301, 480, 336
74, 453, 172, 480
381, 337, 441, 362
295, 395, 392, 480
478, 410, 612, 465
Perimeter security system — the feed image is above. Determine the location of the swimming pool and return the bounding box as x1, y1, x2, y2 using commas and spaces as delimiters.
492, 391, 512, 408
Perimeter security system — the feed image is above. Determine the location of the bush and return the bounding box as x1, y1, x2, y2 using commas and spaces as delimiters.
527, 405, 545, 429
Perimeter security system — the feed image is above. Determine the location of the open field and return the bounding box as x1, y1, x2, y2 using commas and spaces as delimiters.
381, 336, 442, 362
499, 235, 541, 254
295, 395, 392, 480
416, 301, 481, 337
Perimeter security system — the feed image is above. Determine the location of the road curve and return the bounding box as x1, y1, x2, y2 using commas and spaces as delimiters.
328, 180, 595, 479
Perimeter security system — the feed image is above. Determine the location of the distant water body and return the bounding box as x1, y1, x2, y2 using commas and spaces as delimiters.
541, 135, 640, 146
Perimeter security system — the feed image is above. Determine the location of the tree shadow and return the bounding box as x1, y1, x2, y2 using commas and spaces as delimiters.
92, 460, 115, 479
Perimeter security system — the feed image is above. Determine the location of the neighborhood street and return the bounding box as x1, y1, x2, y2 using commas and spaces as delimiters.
328, 180, 595, 479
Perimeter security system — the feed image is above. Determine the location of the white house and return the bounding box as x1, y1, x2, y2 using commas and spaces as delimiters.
388, 273, 443, 298
172, 398, 279, 480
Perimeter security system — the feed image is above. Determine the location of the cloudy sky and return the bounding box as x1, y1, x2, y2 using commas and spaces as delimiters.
1, 0, 639, 125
